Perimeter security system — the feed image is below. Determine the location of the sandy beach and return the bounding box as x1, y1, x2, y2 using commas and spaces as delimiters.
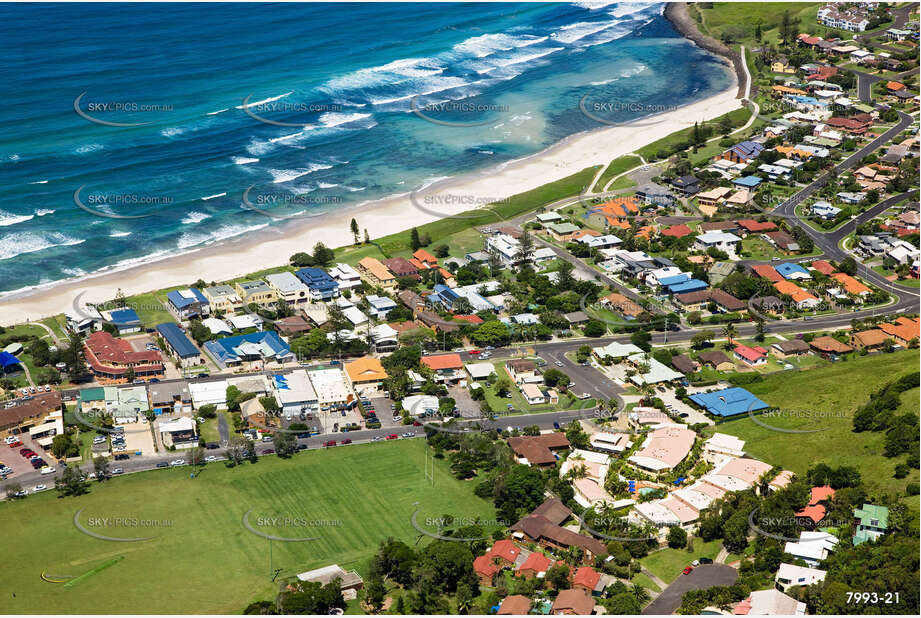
0, 81, 740, 326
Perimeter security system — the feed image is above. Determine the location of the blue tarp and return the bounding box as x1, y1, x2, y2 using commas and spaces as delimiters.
0, 351, 21, 369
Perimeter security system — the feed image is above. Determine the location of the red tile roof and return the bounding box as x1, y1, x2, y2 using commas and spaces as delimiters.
661, 224, 693, 238
734, 344, 767, 362
811, 260, 836, 275
421, 353, 463, 370
516, 552, 552, 576
737, 219, 778, 232
752, 264, 783, 282
473, 554, 499, 579
83, 331, 164, 376
489, 539, 521, 564
573, 566, 601, 590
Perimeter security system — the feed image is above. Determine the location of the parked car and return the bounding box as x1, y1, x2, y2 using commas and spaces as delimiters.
204, 456, 218, 462
341, 439, 352, 445
39, 466, 56, 475
263, 449, 275, 454
699, 557, 713, 564
555, 360, 564, 367
682, 566, 694, 575
553, 422, 561, 430
170, 459, 185, 466
296, 444, 308, 451
156, 462, 168, 468
324, 440, 337, 447
111, 468, 124, 475
386, 434, 398, 440
32, 484, 48, 492
7, 441, 23, 448
114, 454, 130, 461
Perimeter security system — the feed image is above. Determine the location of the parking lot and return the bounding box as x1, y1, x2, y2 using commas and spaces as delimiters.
447, 386, 480, 418
115, 421, 156, 456
1, 433, 51, 480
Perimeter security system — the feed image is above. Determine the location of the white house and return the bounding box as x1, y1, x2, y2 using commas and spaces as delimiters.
695, 231, 741, 254
775, 563, 827, 592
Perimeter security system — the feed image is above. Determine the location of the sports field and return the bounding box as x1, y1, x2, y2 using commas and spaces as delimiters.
704, 350, 919, 505
0, 439, 495, 614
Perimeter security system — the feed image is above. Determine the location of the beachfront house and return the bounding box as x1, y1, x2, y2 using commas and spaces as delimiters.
166, 288, 211, 321
295, 267, 340, 301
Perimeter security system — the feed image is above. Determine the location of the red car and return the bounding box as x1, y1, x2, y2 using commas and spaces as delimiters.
8, 441, 23, 448
324, 440, 337, 447
412, 421, 422, 427
468, 349, 481, 355
19, 447, 31, 455
341, 439, 352, 445
386, 434, 398, 440
682, 566, 694, 575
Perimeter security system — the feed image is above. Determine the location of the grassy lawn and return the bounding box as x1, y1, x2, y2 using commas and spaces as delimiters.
740, 236, 784, 261
695, 2, 825, 47
631, 571, 661, 593
608, 175, 638, 191
120, 291, 174, 327
703, 350, 919, 505
636, 107, 751, 163
481, 362, 590, 415
594, 154, 643, 192
0, 439, 495, 614
640, 538, 723, 585
871, 264, 921, 288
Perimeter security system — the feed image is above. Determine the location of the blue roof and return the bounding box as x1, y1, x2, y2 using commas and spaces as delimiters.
776, 262, 810, 279
667, 279, 708, 294
689, 387, 769, 417
0, 351, 21, 369
295, 267, 338, 292
204, 330, 290, 364
432, 283, 460, 305
658, 274, 690, 286
156, 323, 199, 358
166, 288, 208, 310
728, 140, 764, 160
109, 308, 141, 326
733, 175, 763, 188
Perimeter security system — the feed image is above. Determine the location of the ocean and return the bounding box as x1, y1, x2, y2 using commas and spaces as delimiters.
0, 1, 732, 295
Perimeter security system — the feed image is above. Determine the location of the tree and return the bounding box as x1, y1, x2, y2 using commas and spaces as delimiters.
363, 228, 370, 244
631, 329, 652, 352
666, 525, 688, 549
311, 242, 334, 267
93, 455, 110, 480
350, 218, 359, 245
226, 436, 256, 466
188, 446, 206, 467
124, 367, 135, 383
55, 465, 90, 497
691, 330, 715, 349
543, 368, 571, 389
410, 227, 422, 251
364, 577, 386, 612
274, 431, 297, 457
721, 323, 737, 346
4, 482, 24, 499
452, 297, 473, 315
545, 562, 571, 591
51, 432, 80, 459
583, 319, 607, 337
516, 228, 534, 263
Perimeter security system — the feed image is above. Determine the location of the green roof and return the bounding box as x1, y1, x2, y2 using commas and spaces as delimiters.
78, 387, 106, 401
854, 503, 889, 529
854, 103, 874, 113
546, 222, 580, 234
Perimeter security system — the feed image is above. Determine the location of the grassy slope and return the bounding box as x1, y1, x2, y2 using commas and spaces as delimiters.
703, 350, 919, 503
0, 439, 495, 614
696, 2, 825, 46
593, 154, 643, 192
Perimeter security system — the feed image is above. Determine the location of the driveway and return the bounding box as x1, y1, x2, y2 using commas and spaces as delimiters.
642, 564, 738, 615
658, 388, 713, 426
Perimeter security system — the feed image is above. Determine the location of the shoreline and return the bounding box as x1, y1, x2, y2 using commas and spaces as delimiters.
0, 58, 742, 327
663, 2, 748, 100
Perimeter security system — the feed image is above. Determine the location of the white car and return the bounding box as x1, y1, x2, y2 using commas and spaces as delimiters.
555, 361, 564, 367
204, 456, 218, 462
170, 459, 186, 466
111, 468, 124, 475
44, 385, 51, 392
32, 484, 48, 492
39, 466, 56, 475
4, 436, 16, 444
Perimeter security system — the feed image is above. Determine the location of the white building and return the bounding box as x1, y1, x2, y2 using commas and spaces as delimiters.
265, 272, 311, 304
775, 563, 827, 591
189, 380, 229, 409
308, 368, 353, 410
274, 370, 318, 418
695, 231, 741, 254
703, 433, 746, 461
784, 531, 839, 567
329, 263, 363, 291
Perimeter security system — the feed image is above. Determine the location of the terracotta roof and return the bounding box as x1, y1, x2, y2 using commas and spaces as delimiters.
737, 219, 778, 232
811, 260, 836, 275
735, 344, 767, 362
661, 224, 693, 238
573, 566, 601, 590
421, 353, 463, 370
878, 317, 920, 343
344, 356, 388, 383
83, 331, 163, 376
497, 595, 532, 615
887, 81, 905, 91
516, 552, 552, 576
810, 336, 853, 353
552, 589, 595, 615
508, 434, 570, 465
698, 350, 733, 367
752, 264, 784, 282
357, 257, 395, 282
852, 329, 888, 347
473, 554, 498, 579
831, 273, 871, 295
412, 248, 438, 265
602, 292, 644, 317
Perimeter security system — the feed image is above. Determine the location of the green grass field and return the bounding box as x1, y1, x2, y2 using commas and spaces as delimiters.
640, 538, 723, 585
593, 154, 642, 192
0, 439, 495, 614
694, 2, 824, 47
704, 350, 919, 505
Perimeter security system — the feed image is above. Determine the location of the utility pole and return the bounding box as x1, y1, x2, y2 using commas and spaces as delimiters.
663, 315, 668, 344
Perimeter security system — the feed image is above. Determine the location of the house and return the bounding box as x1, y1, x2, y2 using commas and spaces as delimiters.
202, 285, 243, 313
770, 57, 795, 73
718, 140, 765, 164
572, 566, 603, 595
516, 552, 553, 579
308, 368, 355, 411
750, 295, 785, 315
773, 280, 819, 309
810, 201, 841, 220
737, 219, 777, 235
703, 432, 746, 460
695, 231, 741, 254
734, 344, 768, 367
382, 257, 420, 280
689, 387, 769, 417
697, 350, 735, 372
226, 313, 263, 331
850, 328, 888, 350
235, 280, 277, 307
155, 323, 202, 368
295, 267, 340, 300
296, 564, 364, 598
670, 175, 700, 196
421, 353, 464, 383
853, 503, 889, 545
328, 262, 362, 291
589, 432, 632, 454
106, 308, 142, 334
795, 485, 835, 527
551, 589, 595, 615
810, 260, 836, 275
202, 331, 292, 368
274, 315, 312, 335
83, 331, 164, 380
0, 391, 63, 436
344, 356, 388, 390
671, 354, 699, 375
785, 531, 838, 567
545, 222, 581, 242
265, 271, 311, 304
508, 433, 570, 466
830, 273, 871, 297
661, 224, 693, 238
627, 425, 696, 473
166, 288, 210, 321
732, 175, 763, 191
506, 359, 542, 384
356, 257, 397, 290
775, 563, 827, 592
733, 589, 806, 615
365, 294, 397, 319
158, 416, 198, 449
536, 211, 563, 225
726, 189, 753, 208
766, 231, 800, 253
599, 292, 645, 318
625, 353, 684, 386
877, 316, 920, 346
809, 336, 854, 359
497, 595, 532, 615
771, 339, 810, 358
521, 383, 546, 405
696, 186, 733, 208
634, 182, 675, 207
776, 262, 811, 280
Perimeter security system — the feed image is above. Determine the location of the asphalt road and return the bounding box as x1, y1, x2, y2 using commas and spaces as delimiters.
642, 564, 738, 615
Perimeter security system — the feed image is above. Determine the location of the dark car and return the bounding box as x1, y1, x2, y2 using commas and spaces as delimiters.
196, 372, 209, 378
205, 442, 220, 450
156, 462, 169, 468
114, 454, 130, 461
149, 378, 160, 383
553, 422, 561, 430
699, 557, 713, 564
263, 449, 275, 454
296, 444, 308, 451
296, 432, 310, 439
341, 438, 352, 444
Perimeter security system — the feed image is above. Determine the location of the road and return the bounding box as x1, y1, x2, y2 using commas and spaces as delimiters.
642, 564, 738, 615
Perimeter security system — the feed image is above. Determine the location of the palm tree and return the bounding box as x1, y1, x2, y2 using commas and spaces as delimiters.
722, 323, 738, 346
